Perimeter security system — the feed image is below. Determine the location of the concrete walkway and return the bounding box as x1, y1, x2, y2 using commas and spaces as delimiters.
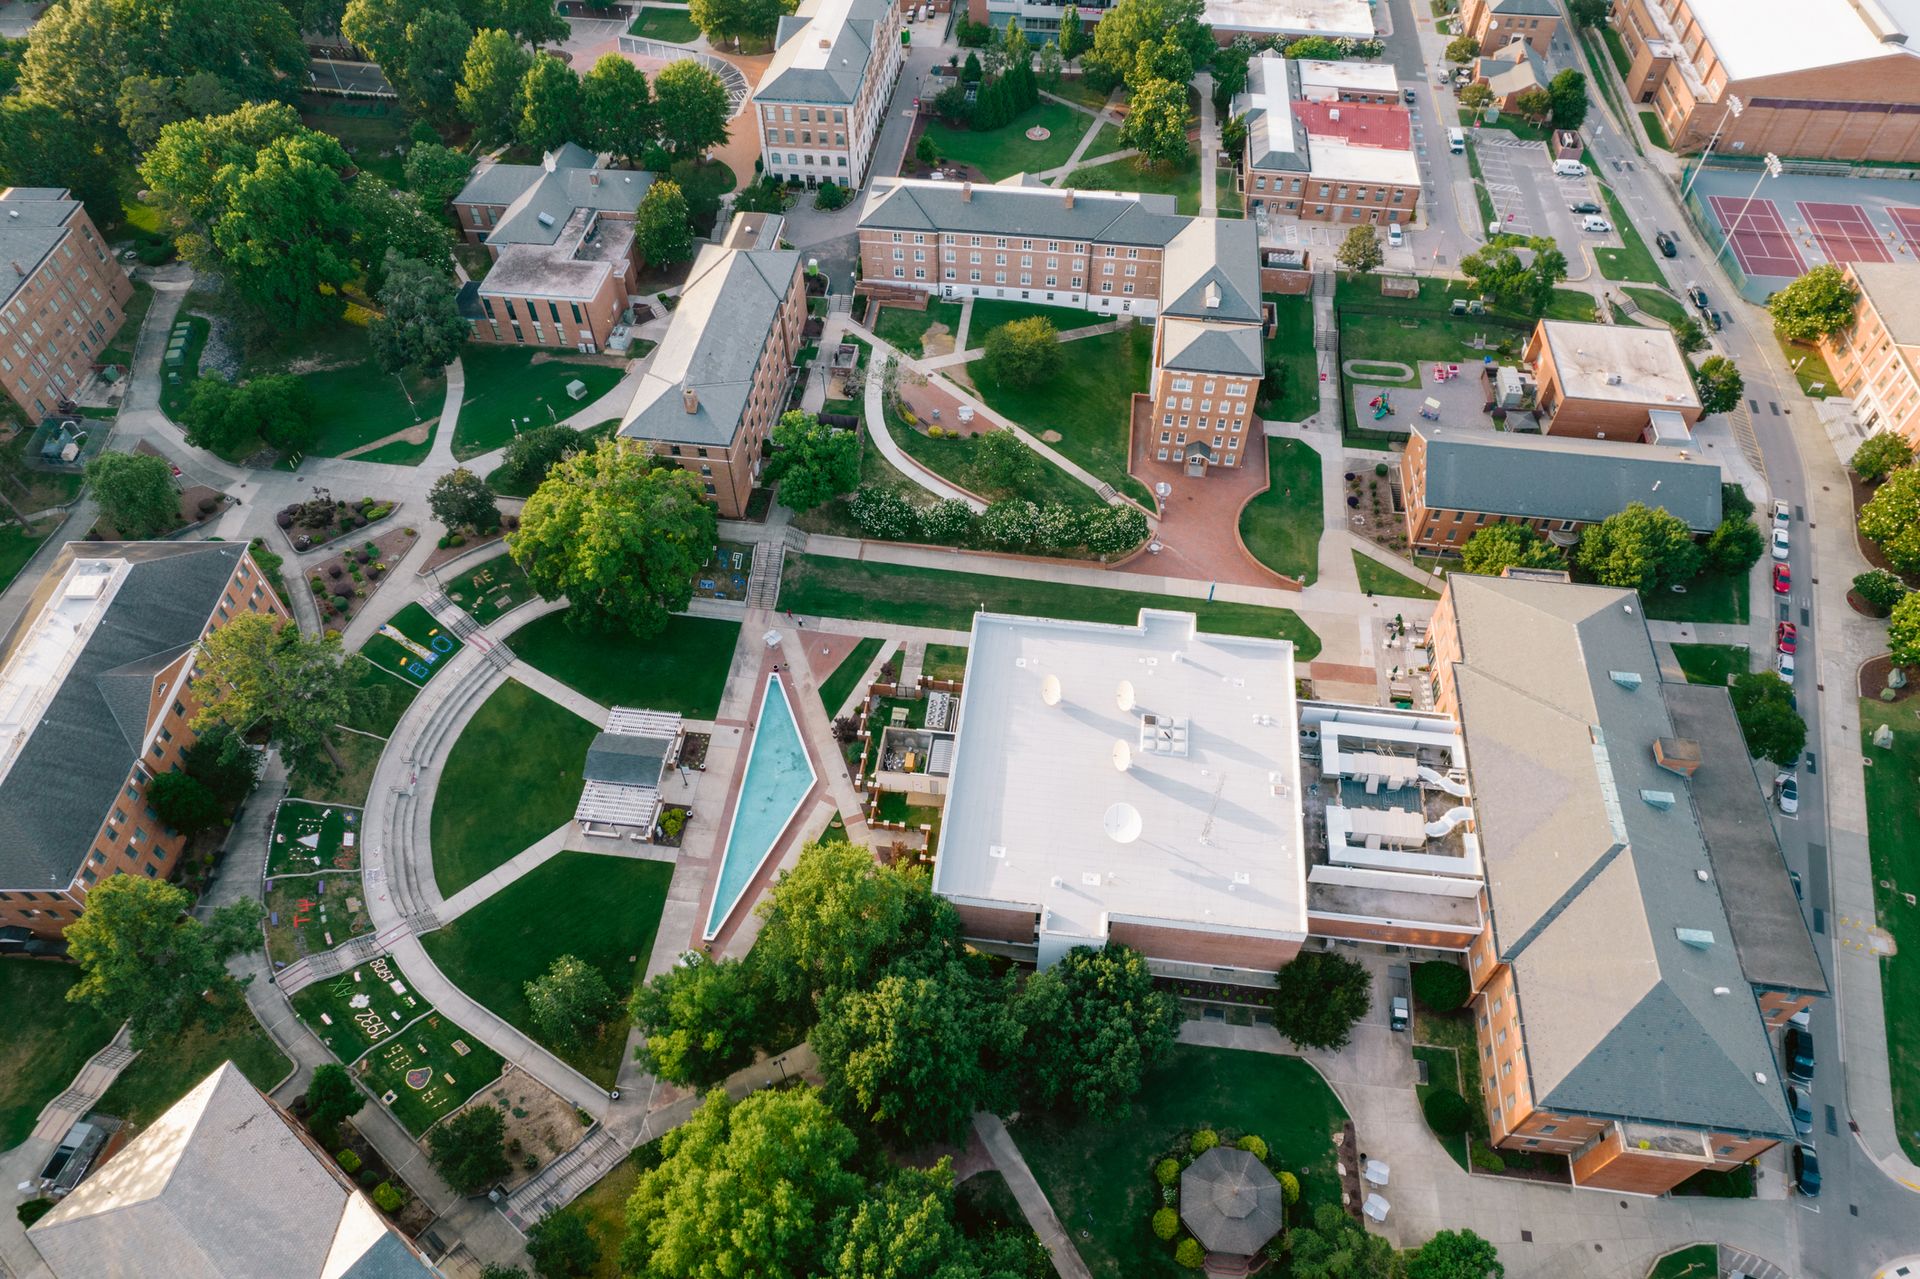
971, 1112, 1095, 1279
1196, 71, 1219, 218
862, 348, 986, 509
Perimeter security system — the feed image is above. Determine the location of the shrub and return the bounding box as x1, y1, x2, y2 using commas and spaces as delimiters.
1422, 1087, 1474, 1136
1190, 1129, 1219, 1155
1855, 568, 1907, 615
1175, 1238, 1205, 1269
1277, 1170, 1299, 1206
1469, 1144, 1506, 1172
1235, 1134, 1268, 1161
372, 1182, 406, 1212
337, 1149, 362, 1174
1412, 960, 1470, 1011
197, 496, 219, 514
358, 1168, 382, 1188
16, 1198, 53, 1227
449, 533, 465, 546
661, 808, 687, 839
1152, 1207, 1179, 1240
1154, 1157, 1181, 1186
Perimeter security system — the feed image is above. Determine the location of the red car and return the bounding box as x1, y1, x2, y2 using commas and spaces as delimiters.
1777, 621, 1798, 654
1774, 563, 1792, 595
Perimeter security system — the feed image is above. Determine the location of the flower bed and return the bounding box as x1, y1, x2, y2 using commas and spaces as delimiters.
278, 494, 401, 553
302, 525, 417, 626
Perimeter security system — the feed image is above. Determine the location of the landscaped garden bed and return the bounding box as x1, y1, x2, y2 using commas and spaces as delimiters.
264, 873, 369, 968
460, 1067, 594, 1188
278, 494, 402, 553
292, 954, 434, 1063
268, 800, 362, 876
360, 601, 464, 689
441, 550, 534, 624
321, 1117, 434, 1236
302, 524, 415, 626
357, 1010, 506, 1136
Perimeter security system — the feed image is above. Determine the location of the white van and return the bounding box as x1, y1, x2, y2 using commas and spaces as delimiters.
1553, 158, 1588, 178
1447, 127, 1466, 153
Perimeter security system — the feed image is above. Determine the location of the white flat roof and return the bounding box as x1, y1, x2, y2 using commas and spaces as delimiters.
1683, 0, 1920, 81
1537, 320, 1701, 412
1203, 0, 1374, 37
1298, 59, 1398, 94
935, 610, 1309, 944
1309, 138, 1421, 186
0, 557, 128, 787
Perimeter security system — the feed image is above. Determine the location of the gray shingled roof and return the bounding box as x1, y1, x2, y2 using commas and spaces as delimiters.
1489, 0, 1559, 13
757, 0, 891, 104
1161, 217, 1262, 323
31, 1062, 433, 1279
619, 241, 800, 447
0, 187, 80, 308
1415, 426, 1724, 531
584, 731, 671, 787
0, 543, 242, 893
1179, 1147, 1285, 1257
1447, 575, 1796, 1140
1477, 37, 1548, 97
858, 179, 1188, 246
453, 143, 599, 205
1160, 318, 1263, 376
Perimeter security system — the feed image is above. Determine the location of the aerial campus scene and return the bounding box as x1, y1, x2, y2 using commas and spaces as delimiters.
5, 0, 1920, 1274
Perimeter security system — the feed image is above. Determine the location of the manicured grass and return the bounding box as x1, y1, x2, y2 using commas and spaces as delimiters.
1642, 565, 1750, 625
1647, 1244, 1717, 1279
1082, 122, 1124, 162
967, 299, 1098, 336
97, 278, 155, 369
1236, 439, 1321, 584
453, 348, 630, 459
1602, 24, 1633, 76
245, 311, 444, 461
1593, 182, 1665, 285
264, 873, 370, 967
1216, 167, 1242, 218
1013, 1045, 1348, 1279
342, 655, 420, 737
1777, 332, 1839, 399
1261, 292, 1320, 422
1671, 642, 1750, 687
444, 552, 534, 625
819, 636, 884, 714
1860, 698, 1920, 1163
421, 854, 673, 1087
891, 403, 1103, 514
0, 961, 118, 1148
779, 553, 1322, 657
922, 101, 1089, 181
0, 521, 55, 593
1624, 285, 1689, 326
573, 1151, 648, 1278
93, 988, 291, 1126
965, 323, 1152, 502
1411, 1043, 1469, 1171
1065, 154, 1202, 215
923, 642, 969, 681
874, 300, 965, 357
288, 730, 385, 807
1638, 110, 1671, 150
267, 799, 362, 877
1352, 550, 1439, 599
511, 609, 740, 719
430, 678, 598, 897
628, 3, 700, 41
361, 601, 465, 689
1050, 77, 1115, 112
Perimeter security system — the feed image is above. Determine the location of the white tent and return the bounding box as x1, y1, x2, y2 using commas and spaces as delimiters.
1361, 1193, 1390, 1223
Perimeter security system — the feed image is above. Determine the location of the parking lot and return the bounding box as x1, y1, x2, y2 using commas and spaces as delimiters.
1471, 131, 1618, 259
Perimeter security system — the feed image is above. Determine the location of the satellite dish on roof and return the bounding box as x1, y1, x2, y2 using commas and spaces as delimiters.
1040, 674, 1062, 706
1112, 740, 1131, 772
1104, 802, 1142, 844
1116, 679, 1135, 712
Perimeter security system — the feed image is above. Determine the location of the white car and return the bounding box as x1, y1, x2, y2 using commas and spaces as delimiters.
1777, 650, 1796, 683
1580, 215, 1611, 233
1772, 526, 1791, 560
1776, 773, 1800, 815
1773, 499, 1791, 527
1387, 223, 1404, 248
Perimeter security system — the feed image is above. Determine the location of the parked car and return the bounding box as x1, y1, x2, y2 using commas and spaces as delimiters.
1568, 200, 1602, 214
1777, 773, 1800, 815
1785, 1024, 1816, 1085
1777, 621, 1797, 653
1706, 309, 1723, 332
1580, 215, 1612, 233
1776, 651, 1796, 683
1655, 230, 1678, 257
1774, 563, 1792, 595
1388, 222, 1405, 249
1794, 1143, 1821, 1197
1403, 86, 1417, 104
1772, 526, 1791, 560
1553, 159, 1589, 178
1773, 498, 1791, 526
1786, 1085, 1814, 1137
1688, 282, 1710, 309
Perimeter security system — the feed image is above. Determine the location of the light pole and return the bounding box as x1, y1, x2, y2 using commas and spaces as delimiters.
1679, 93, 1743, 204
1712, 151, 1783, 269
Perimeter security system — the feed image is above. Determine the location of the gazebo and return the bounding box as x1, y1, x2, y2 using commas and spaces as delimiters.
1179, 1147, 1286, 1258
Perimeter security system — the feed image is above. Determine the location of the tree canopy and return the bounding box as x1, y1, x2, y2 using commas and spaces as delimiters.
1407, 1229, 1504, 1279
1858, 466, 1920, 573
688, 0, 792, 44
1547, 67, 1588, 129
1889, 590, 1920, 668
1730, 671, 1807, 765
428, 466, 500, 532
981, 317, 1063, 386
1085, 0, 1211, 90
525, 954, 618, 1051
456, 28, 533, 141
635, 178, 695, 266
145, 771, 226, 835
1854, 568, 1908, 615
429, 1104, 509, 1194
1336, 223, 1383, 274
1269, 951, 1372, 1051
766, 411, 860, 512
1013, 943, 1178, 1118
1851, 431, 1912, 483
1288, 1203, 1397, 1279
1459, 236, 1567, 315
631, 952, 768, 1087
1117, 76, 1190, 168
1574, 502, 1702, 596
582, 54, 657, 164
1768, 264, 1859, 343
1693, 355, 1744, 416
1460, 523, 1565, 576
518, 53, 584, 153
190, 613, 358, 772
653, 60, 732, 156
371, 253, 467, 375
86, 451, 179, 538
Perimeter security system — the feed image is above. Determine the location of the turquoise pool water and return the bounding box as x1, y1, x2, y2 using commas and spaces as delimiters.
704, 675, 817, 939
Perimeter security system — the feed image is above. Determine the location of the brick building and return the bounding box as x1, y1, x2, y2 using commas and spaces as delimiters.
1470, 35, 1550, 112
1233, 56, 1422, 225
449, 145, 649, 353
1402, 424, 1723, 554
0, 542, 289, 939
1460, 0, 1558, 55
0, 188, 135, 419
1523, 320, 1702, 440
616, 214, 806, 517
1145, 218, 1264, 474
1815, 261, 1920, 447
1427, 573, 1811, 1194
753, 0, 905, 189
1611, 0, 1920, 162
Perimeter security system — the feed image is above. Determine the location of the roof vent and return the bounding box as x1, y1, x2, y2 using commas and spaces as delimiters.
1606, 372, 1622, 385
1695, 868, 1710, 882
1754, 1071, 1769, 1084
1041, 673, 1062, 706
1676, 927, 1716, 949
1608, 670, 1642, 690
1640, 789, 1676, 810
537, 210, 557, 228
1713, 986, 1731, 996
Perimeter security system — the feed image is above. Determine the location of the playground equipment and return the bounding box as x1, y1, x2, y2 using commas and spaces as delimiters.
1420, 398, 1442, 421
1369, 392, 1395, 420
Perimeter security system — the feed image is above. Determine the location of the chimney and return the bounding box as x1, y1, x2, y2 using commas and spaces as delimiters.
590, 170, 600, 186
10, 261, 20, 277
961, 181, 973, 202
542, 150, 558, 173
683, 384, 699, 413
1063, 188, 1075, 209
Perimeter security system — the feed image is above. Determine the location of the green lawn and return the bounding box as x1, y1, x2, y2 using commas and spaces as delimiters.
1602, 25, 1633, 76
244, 312, 444, 462
922, 101, 1089, 181
453, 348, 630, 459
97, 278, 155, 368
1065, 154, 1202, 214
0, 521, 55, 594
1624, 286, 1689, 326
1050, 77, 1115, 111
267, 799, 362, 877
430, 678, 598, 897
1647, 1245, 1717, 1279
1236, 439, 1321, 584
421, 854, 673, 1087
923, 642, 969, 681
1013, 1044, 1348, 1279
359, 1009, 507, 1136
1642, 566, 1750, 625
779, 553, 1322, 657
891, 403, 1104, 515
264, 874, 370, 967
628, 4, 700, 40
1860, 698, 1920, 1163
288, 729, 385, 807
291, 954, 435, 1063
1353, 550, 1439, 599
1638, 110, 1671, 150
0, 961, 118, 1148
1261, 292, 1320, 422
511, 609, 739, 719
967, 299, 1099, 336
1216, 167, 1242, 218
572, 1151, 647, 1279
874, 300, 965, 357
443, 552, 534, 624
361, 601, 465, 690
1411, 1043, 1469, 1171
819, 635, 884, 714
965, 323, 1153, 504
341, 655, 420, 737
1777, 332, 1839, 399
1082, 122, 1125, 162
93, 989, 290, 1126
1593, 183, 1665, 285
1671, 642, 1749, 687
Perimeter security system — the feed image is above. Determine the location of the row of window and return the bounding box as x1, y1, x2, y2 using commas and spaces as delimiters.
1159, 429, 1241, 449
1155, 447, 1237, 466
890, 266, 1135, 294
766, 129, 848, 147
885, 232, 1141, 260
766, 105, 848, 125
771, 154, 851, 169
1161, 398, 1248, 416
1249, 174, 1409, 204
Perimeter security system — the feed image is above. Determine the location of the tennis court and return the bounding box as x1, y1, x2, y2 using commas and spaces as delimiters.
1797, 201, 1896, 264
1889, 206, 1920, 248
1707, 195, 1807, 278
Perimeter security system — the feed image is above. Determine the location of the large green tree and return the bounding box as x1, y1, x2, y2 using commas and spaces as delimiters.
653, 60, 731, 156
1730, 671, 1806, 765
457, 28, 534, 141
508, 438, 716, 636
144, 771, 226, 835
1270, 950, 1372, 1051
303, 1062, 367, 1137
630, 952, 766, 1087
1547, 67, 1588, 129
981, 316, 1062, 386
526, 1211, 599, 1279
371, 254, 468, 375
1085, 0, 1210, 89
829, 1163, 974, 1279
1118, 76, 1190, 168
1768, 263, 1859, 343
1860, 466, 1920, 572
1852, 431, 1913, 483
0, 98, 122, 221
429, 1104, 510, 1193
1693, 354, 1745, 416
635, 178, 695, 266
1460, 523, 1565, 576
1336, 223, 1383, 274
688, 0, 792, 44
1459, 236, 1567, 315
191, 613, 358, 771
525, 954, 617, 1051
139, 101, 300, 232
64, 876, 263, 1048
403, 140, 476, 209
1014, 944, 1178, 1118
428, 466, 500, 531
519, 53, 584, 153
86, 451, 178, 538
401, 5, 475, 118
623, 1088, 863, 1279
1574, 501, 1703, 596
582, 54, 656, 164
766, 411, 860, 512
1288, 1204, 1397, 1279
1407, 1229, 1504, 1279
